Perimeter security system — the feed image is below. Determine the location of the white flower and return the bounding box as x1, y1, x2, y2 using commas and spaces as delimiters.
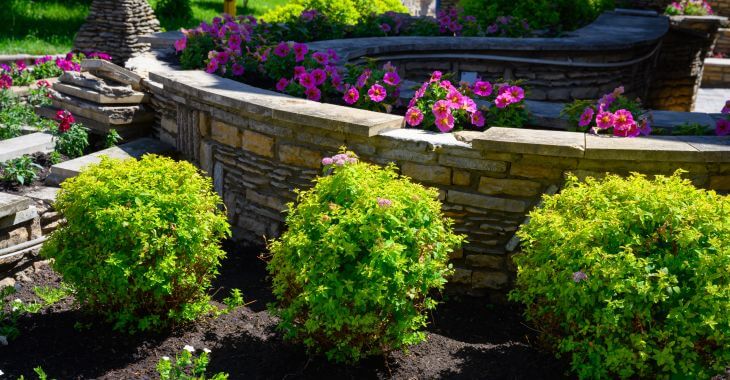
203, 348, 211, 353
161, 356, 170, 361
183, 345, 195, 353
0, 369, 4, 376
13, 298, 21, 303
0, 336, 7, 346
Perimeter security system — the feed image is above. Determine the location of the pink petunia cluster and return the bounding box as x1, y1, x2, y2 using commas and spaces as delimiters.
571, 86, 652, 138
715, 100, 730, 136
341, 62, 400, 112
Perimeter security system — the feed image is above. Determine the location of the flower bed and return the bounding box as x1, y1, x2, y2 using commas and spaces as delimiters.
0, 52, 110, 90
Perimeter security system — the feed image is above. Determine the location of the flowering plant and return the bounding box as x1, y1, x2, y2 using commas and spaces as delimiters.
263, 41, 343, 102
405, 71, 527, 133
341, 60, 400, 112
0, 52, 109, 88
437, 8, 531, 37
715, 100, 730, 136
561, 86, 652, 137
665, 0, 713, 15
157, 345, 228, 380
53, 110, 89, 158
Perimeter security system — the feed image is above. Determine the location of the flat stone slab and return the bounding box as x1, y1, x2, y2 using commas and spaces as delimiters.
51, 92, 154, 125
0, 206, 37, 230
0, 132, 55, 161
21, 186, 59, 204
379, 128, 470, 148
0, 193, 32, 219
36, 105, 151, 139
46, 138, 174, 185
585, 134, 702, 162
679, 135, 730, 162
651, 110, 715, 129
473, 127, 586, 157
82, 59, 143, 90
53, 82, 148, 105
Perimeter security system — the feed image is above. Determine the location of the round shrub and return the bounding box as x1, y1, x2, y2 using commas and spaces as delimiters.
510, 172, 730, 378
268, 151, 464, 362
261, 0, 408, 25
41, 155, 230, 332
459, 0, 613, 31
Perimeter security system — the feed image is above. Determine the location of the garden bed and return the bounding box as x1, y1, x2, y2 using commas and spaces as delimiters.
0, 242, 569, 379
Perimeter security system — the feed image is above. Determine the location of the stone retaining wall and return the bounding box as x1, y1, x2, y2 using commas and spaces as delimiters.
149, 69, 730, 301
702, 57, 730, 86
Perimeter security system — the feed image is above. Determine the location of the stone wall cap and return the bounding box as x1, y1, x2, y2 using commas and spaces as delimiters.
379, 128, 470, 148
151, 70, 403, 137
473, 127, 585, 157
585, 134, 704, 162
678, 135, 730, 162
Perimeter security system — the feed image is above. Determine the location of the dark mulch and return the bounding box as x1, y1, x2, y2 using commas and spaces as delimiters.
0, 242, 571, 379
0, 152, 67, 194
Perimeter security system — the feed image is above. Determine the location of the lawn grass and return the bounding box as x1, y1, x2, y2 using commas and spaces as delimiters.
0, 0, 286, 55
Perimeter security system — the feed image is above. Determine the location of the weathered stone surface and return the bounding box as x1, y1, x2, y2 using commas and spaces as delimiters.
211, 120, 240, 147
465, 254, 504, 269
242, 130, 275, 158
438, 155, 507, 173
0, 207, 38, 230
709, 175, 730, 190
246, 189, 286, 211
680, 136, 730, 162
51, 92, 153, 125
474, 127, 585, 158
448, 268, 472, 284
53, 82, 147, 105
585, 135, 703, 162
36, 105, 151, 138
0, 193, 32, 219
401, 162, 451, 184
452, 169, 471, 186
82, 59, 144, 89
510, 163, 564, 179
447, 191, 527, 213
471, 271, 509, 289
58, 71, 138, 97
278, 145, 322, 169
0, 133, 55, 161
478, 177, 542, 197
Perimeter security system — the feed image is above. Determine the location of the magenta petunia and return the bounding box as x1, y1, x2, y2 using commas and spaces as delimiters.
716, 119, 730, 136
494, 93, 513, 109
383, 71, 400, 86
232, 63, 245, 76
595, 111, 615, 130
367, 84, 387, 102
293, 43, 308, 62
228, 34, 242, 51
273, 42, 290, 57
471, 110, 485, 128
305, 86, 321, 101
435, 113, 455, 133
432, 100, 452, 118
298, 72, 315, 88
639, 118, 652, 136
613, 122, 640, 138
473, 81, 493, 97
356, 69, 371, 89
312, 52, 328, 65
275, 78, 289, 92
429, 71, 442, 82
613, 109, 635, 130
722, 100, 730, 114
311, 69, 326, 86
293, 66, 306, 79
461, 98, 477, 113
446, 89, 464, 108
380, 23, 391, 33
508, 86, 525, 102
405, 107, 424, 127
174, 37, 187, 52
578, 107, 595, 127
343, 87, 359, 105
205, 58, 219, 73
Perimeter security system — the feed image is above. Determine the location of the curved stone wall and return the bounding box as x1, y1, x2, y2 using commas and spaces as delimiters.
148, 69, 730, 301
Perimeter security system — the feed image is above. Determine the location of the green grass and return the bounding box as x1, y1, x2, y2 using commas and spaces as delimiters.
0, 0, 286, 55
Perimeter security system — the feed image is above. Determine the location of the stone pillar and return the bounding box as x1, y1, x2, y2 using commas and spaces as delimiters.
647, 15, 727, 111
73, 0, 161, 66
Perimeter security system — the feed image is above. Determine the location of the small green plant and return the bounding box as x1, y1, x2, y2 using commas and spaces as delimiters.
672, 122, 710, 135
0, 90, 53, 139
510, 172, 730, 379
41, 155, 231, 332
268, 149, 464, 362
16, 366, 54, 380
1, 155, 42, 186
49, 151, 62, 165
54, 124, 89, 159
222, 288, 244, 314
1, 283, 70, 343
104, 129, 122, 148
157, 346, 228, 380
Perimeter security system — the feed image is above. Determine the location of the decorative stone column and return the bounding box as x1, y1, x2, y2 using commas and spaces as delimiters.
648, 15, 727, 111
73, 0, 161, 66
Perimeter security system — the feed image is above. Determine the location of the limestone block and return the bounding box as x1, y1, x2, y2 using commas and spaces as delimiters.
452, 170, 471, 186
447, 191, 527, 213
278, 145, 322, 169
471, 271, 509, 289
211, 120, 240, 147
478, 177, 542, 197
401, 162, 451, 185
241, 130, 274, 158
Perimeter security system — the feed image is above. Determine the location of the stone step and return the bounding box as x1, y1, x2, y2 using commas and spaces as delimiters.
50, 92, 154, 125
81, 59, 143, 90
36, 105, 151, 139
45, 137, 174, 185
53, 82, 148, 105
0, 132, 55, 162
0, 193, 32, 219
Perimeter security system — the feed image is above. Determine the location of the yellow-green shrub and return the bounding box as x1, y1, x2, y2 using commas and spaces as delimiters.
41, 155, 230, 332
268, 151, 464, 362
261, 0, 408, 25
510, 172, 730, 378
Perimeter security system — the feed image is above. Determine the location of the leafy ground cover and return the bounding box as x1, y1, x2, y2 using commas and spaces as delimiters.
0, 0, 286, 55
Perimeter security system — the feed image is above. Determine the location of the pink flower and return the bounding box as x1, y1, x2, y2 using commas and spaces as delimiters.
429, 71, 442, 82
293, 66, 306, 79
275, 78, 289, 92
722, 100, 730, 114
414, 83, 428, 100
716, 119, 730, 136
228, 34, 242, 51
383, 71, 400, 86
487, 24, 498, 34
578, 108, 595, 127
293, 43, 308, 62
232, 63, 245, 76
613, 109, 635, 130
595, 111, 615, 130
343, 87, 360, 104
273, 42, 290, 57
405, 107, 424, 127
432, 100, 452, 118
461, 98, 477, 113
174, 37, 187, 52
312, 52, 328, 65
473, 81, 492, 97
331, 74, 343, 90
613, 122, 640, 137
367, 84, 386, 102
446, 90, 464, 108
327, 49, 339, 62
377, 197, 393, 208
55, 110, 75, 133
205, 59, 219, 73
572, 271, 588, 283
0, 74, 12, 89
494, 93, 513, 109
298, 72, 315, 88
507, 86, 525, 102
322, 157, 334, 165
470, 110, 485, 128
36, 80, 51, 88
305, 86, 321, 101
639, 118, 652, 136
435, 113, 455, 133
356, 69, 371, 89
311, 69, 326, 86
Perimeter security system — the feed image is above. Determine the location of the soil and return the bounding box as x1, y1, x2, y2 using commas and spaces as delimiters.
0, 242, 571, 379
0, 152, 67, 194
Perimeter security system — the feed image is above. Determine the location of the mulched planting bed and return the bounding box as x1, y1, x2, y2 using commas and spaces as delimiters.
1, 242, 570, 379
0, 152, 67, 194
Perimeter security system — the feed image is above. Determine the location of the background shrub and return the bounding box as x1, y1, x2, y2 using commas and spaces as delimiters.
459, 0, 615, 31
42, 155, 230, 332
155, 0, 194, 25
510, 172, 730, 378
268, 152, 464, 362
261, 0, 408, 25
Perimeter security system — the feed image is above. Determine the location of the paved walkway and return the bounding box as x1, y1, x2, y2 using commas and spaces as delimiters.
695, 88, 730, 113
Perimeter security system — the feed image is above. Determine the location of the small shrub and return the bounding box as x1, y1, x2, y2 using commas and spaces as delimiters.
157, 345, 228, 380
261, 0, 408, 25
104, 129, 122, 148
53, 110, 89, 158
1, 155, 42, 186
459, 0, 612, 31
510, 172, 730, 378
268, 150, 464, 362
666, 0, 713, 15
41, 155, 231, 332
155, 0, 194, 23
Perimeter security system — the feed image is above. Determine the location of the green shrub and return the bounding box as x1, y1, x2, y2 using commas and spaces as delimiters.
179, 34, 215, 70
41, 155, 230, 332
459, 0, 614, 31
2, 155, 42, 186
53, 124, 89, 159
510, 172, 730, 379
155, 0, 194, 23
261, 0, 408, 25
268, 151, 464, 363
